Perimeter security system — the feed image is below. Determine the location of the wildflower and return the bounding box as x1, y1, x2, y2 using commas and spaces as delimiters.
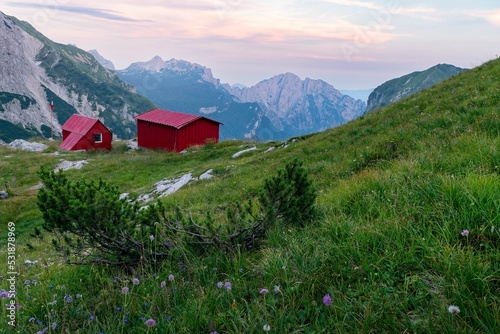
225, 281, 232, 291
122, 287, 129, 294
273, 285, 280, 293
166, 315, 172, 321
461, 229, 469, 237
260, 288, 269, 294
239, 268, 244, 273
29, 317, 36, 322
282, 265, 286, 270
263, 324, 271, 331
145, 318, 157, 327
50, 300, 57, 305
0, 290, 10, 298
323, 294, 332, 306
49, 286, 53, 290
132, 278, 140, 285
51, 322, 57, 330
32, 280, 38, 286
160, 281, 166, 288
144, 302, 149, 307
76, 293, 82, 298
124, 317, 129, 323
448, 305, 460, 314
149, 235, 155, 241
210, 332, 219, 334
36, 328, 48, 334
116, 307, 121, 311
217, 281, 224, 289
168, 274, 175, 281
89, 315, 94, 321
25, 280, 31, 285
64, 294, 73, 303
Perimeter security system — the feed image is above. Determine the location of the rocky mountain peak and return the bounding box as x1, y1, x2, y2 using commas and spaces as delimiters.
88, 49, 115, 70
0, 11, 155, 142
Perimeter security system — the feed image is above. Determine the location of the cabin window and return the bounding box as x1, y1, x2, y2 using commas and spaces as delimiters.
94, 133, 102, 143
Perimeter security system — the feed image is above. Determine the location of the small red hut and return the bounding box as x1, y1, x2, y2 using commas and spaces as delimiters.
59, 114, 112, 151
134, 109, 221, 152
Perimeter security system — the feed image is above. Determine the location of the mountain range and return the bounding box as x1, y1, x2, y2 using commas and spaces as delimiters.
115, 56, 366, 140
0, 11, 467, 143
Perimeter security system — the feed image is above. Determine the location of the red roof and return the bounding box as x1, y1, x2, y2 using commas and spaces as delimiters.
61, 114, 100, 135
59, 132, 85, 151
134, 109, 221, 129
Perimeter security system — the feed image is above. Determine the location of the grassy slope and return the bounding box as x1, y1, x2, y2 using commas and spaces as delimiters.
0, 58, 499, 333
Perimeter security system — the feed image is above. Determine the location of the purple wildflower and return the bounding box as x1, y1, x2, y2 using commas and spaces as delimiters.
217, 281, 223, 289
51, 322, 57, 330
323, 294, 332, 306
168, 274, 175, 281
225, 281, 232, 291
149, 235, 155, 241
145, 318, 157, 327
121, 286, 129, 294
461, 229, 469, 237
260, 288, 269, 294
29, 317, 35, 322
160, 281, 166, 288
90, 315, 94, 321
24, 280, 30, 285
273, 285, 280, 293
132, 278, 140, 285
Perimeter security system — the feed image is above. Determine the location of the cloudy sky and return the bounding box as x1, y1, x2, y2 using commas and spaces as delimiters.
4, 0, 500, 89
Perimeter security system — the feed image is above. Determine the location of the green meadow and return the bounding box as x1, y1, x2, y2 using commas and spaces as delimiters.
1, 58, 499, 333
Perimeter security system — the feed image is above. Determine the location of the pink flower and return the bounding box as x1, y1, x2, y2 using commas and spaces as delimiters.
260, 288, 269, 294
168, 274, 175, 281
121, 287, 129, 294
144, 318, 156, 327
132, 278, 140, 285
461, 230, 469, 237
160, 281, 166, 288
323, 294, 332, 306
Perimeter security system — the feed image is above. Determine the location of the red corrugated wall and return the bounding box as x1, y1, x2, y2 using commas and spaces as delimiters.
73, 122, 112, 151
137, 120, 177, 151
177, 119, 219, 152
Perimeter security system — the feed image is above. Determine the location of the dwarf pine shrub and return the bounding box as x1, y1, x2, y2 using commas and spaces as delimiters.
259, 158, 317, 227
36, 159, 317, 269
36, 168, 172, 270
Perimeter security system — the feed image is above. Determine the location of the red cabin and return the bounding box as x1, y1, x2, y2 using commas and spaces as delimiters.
59, 114, 112, 151
134, 109, 221, 152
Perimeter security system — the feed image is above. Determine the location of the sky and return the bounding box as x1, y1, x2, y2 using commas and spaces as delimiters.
3, 0, 500, 89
